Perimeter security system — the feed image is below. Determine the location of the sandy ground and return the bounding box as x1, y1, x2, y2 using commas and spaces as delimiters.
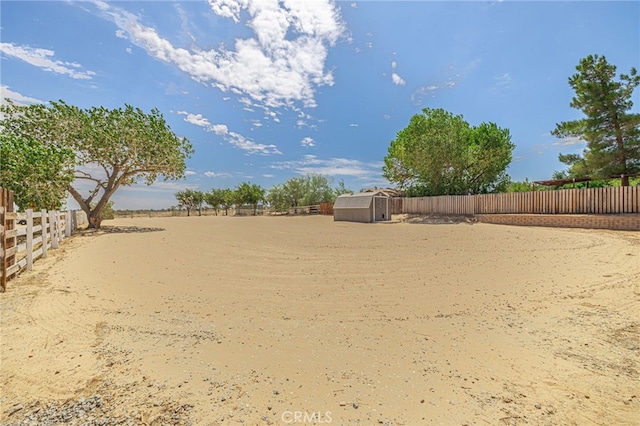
1, 216, 639, 425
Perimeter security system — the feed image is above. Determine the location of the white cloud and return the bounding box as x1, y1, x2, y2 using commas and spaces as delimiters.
391, 72, 405, 86
412, 59, 480, 104
349, 123, 359, 127
177, 111, 212, 128
211, 124, 229, 135
238, 97, 253, 107
552, 136, 585, 147
301, 136, 316, 147
178, 109, 279, 155
0, 85, 44, 105
0, 42, 96, 80
412, 80, 455, 101
263, 174, 275, 178
184, 170, 197, 176
351, 2, 357, 8
391, 61, 397, 69
95, 0, 345, 109
273, 155, 383, 180
493, 72, 512, 91
204, 171, 232, 178
115, 29, 127, 39
125, 47, 133, 54
228, 131, 281, 155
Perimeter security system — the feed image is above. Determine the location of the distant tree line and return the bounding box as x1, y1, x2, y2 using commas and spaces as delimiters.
174, 174, 351, 216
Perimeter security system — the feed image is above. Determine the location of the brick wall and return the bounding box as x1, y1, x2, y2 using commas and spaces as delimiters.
476, 214, 640, 231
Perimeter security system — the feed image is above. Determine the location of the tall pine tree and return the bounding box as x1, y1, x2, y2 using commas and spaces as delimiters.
553, 54, 640, 186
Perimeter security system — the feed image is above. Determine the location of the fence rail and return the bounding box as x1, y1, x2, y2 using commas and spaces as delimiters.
400, 186, 640, 216
1, 188, 88, 291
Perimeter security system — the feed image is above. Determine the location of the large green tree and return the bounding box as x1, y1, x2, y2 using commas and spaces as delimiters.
175, 189, 204, 216
383, 108, 514, 196
0, 134, 75, 210
235, 182, 265, 215
0, 100, 193, 228
552, 55, 640, 186
266, 184, 290, 212
204, 188, 226, 215
266, 174, 343, 212
220, 188, 235, 216
298, 174, 336, 206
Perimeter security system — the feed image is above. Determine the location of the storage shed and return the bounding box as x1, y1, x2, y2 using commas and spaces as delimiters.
333, 191, 391, 223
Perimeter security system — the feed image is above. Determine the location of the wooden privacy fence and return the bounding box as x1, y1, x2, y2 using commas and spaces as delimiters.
401, 186, 640, 215
1, 189, 88, 291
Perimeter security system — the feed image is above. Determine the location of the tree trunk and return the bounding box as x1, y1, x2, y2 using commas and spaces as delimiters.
88, 214, 102, 229
187, 208, 191, 217
621, 175, 630, 186
613, 114, 629, 186
68, 186, 98, 228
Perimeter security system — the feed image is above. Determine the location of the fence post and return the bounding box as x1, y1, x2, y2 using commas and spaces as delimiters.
0, 204, 5, 292
56, 211, 62, 245
65, 210, 72, 237
26, 209, 33, 271
55, 211, 60, 241
41, 209, 48, 258
50, 210, 58, 249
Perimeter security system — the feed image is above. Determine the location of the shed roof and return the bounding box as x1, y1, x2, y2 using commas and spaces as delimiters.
334, 192, 375, 209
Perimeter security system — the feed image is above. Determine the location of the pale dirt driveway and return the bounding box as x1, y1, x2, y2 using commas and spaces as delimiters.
1, 215, 638, 425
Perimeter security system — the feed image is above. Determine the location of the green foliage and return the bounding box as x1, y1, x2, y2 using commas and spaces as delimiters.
174, 189, 204, 216
266, 184, 290, 212
0, 100, 193, 228
220, 188, 235, 215
383, 108, 514, 196
298, 174, 336, 206
283, 177, 307, 208
334, 179, 352, 197
204, 189, 226, 215
266, 174, 343, 212
0, 134, 75, 210
607, 177, 640, 187
552, 54, 640, 185
506, 178, 533, 193
192, 190, 205, 216
235, 182, 265, 215
90, 201, 114, 220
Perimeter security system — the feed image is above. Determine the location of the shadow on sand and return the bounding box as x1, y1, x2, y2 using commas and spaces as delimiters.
396, 214, 478, 225
77, 225, 165, 236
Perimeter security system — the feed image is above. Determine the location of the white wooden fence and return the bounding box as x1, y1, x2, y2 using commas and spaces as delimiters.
1, 208, 87, 290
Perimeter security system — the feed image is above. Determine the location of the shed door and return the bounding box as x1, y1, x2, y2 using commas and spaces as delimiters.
374, 197, 388, 221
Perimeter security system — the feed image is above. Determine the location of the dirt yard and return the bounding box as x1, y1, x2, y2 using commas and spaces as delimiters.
1, 216, 638, 425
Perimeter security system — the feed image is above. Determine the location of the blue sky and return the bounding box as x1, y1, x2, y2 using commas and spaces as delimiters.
1, 1, 638, 209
